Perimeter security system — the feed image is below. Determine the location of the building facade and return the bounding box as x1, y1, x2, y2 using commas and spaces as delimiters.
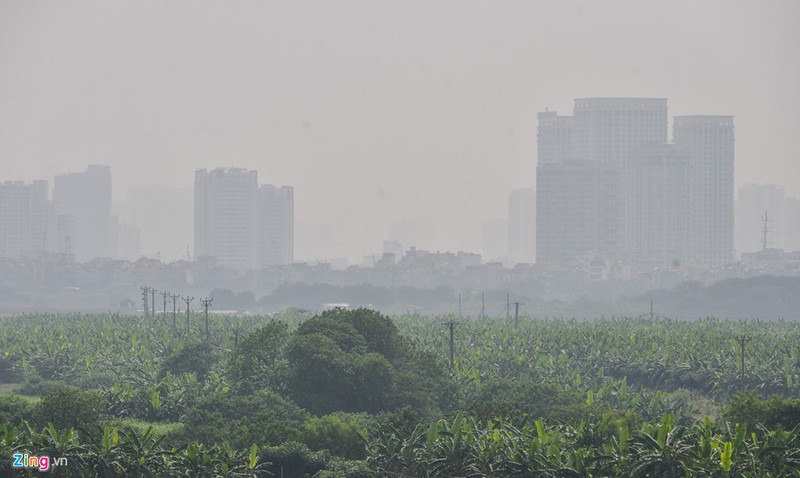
258, 185, 294, 265
195, 167, 295, 271
53, 165, 112, 261
673, 116, 735, 267
536, 99, 734, 269
626, 143, 691, 267
194, 167, 259, 272
0, 180, 50, 259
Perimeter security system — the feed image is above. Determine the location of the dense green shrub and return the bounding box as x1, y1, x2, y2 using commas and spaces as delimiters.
158, 341, 219, 380
178, 390, 308, 448
724, 391, 800, 431
17, 376, 66, 396
0, 393, 35, 424
300, 414, 367, 460
34, 386, 103, 429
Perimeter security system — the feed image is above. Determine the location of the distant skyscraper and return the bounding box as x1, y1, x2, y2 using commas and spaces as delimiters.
735, 184, 785, 255
53, 165, 112, 261
508, 188, 536, 264
571, 98, 668, 164
194, 167, 259, 271
674, 116, 735, 267
258, 185, 294, 265
537, 160, 600, 263
536, 99, 734, 269
536, 111, 573, 165
536, 98, 668, 263
626, 143, 691, 267
0, 180, 51, 259
194, 167, 295, 271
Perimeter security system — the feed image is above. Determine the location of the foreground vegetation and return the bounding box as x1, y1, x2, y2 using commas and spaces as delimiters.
1, 310, 800, 476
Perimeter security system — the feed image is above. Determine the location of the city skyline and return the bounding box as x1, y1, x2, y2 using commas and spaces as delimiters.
3, 161, 798, 267
2, 1, 798, 258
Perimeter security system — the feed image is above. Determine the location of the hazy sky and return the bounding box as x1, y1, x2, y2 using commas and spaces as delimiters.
1, 0, 798, 259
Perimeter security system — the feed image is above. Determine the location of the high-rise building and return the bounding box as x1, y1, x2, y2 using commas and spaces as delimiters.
508, 188, 536, 264
735, 184, 785, 256
0, 180, 50, 259
536, 98, 668, 264
572, 98, 668, 164
194, 167, 259, 271
674, 116, 735, 267
195, 167, 295, 271
53, 165, 112, 261
536, 100, 734, 269
258, 185, 294, 265
536, 111, 573, 165
626, 143, 691, 267
537, 160, 600, 263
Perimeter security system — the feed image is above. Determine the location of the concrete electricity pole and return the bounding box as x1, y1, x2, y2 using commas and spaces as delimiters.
169, 293, 180, 330
200, 297, 213, 338
183, 296, 194, 336
160, 290, 168, 319
140, 286, 151, 316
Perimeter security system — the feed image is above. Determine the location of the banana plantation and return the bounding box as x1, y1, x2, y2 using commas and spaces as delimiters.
1, 310, 799, 476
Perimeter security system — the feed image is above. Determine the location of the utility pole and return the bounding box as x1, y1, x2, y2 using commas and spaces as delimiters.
506, 293, 510, 320
169, 293, 180, 330
762, 210, 769, 252
480, 291, 486, 318
736, 335, 752, 382
151, 288, 156, 317
200, 297, 213, 338
183, 296, 194, 336
160, 290, 168, 319
140, 286, 151, 316
513, 301, 521, 328
445, 317, 458, 373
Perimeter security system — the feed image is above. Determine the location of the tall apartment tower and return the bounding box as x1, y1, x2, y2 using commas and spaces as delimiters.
194, 167, 259, 271
536, 98, 668, 263
626, 144, 691, 267
0, 180, 50, 259
53, 165, 112, 261
258, 185, 294, 265
536, 160, 599, 262
508, 188, 536, 264
674, 116, 735, 267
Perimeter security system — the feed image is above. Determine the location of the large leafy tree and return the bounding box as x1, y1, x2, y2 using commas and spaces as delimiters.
286, 308, 450, 416
229, 320, 291, 393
